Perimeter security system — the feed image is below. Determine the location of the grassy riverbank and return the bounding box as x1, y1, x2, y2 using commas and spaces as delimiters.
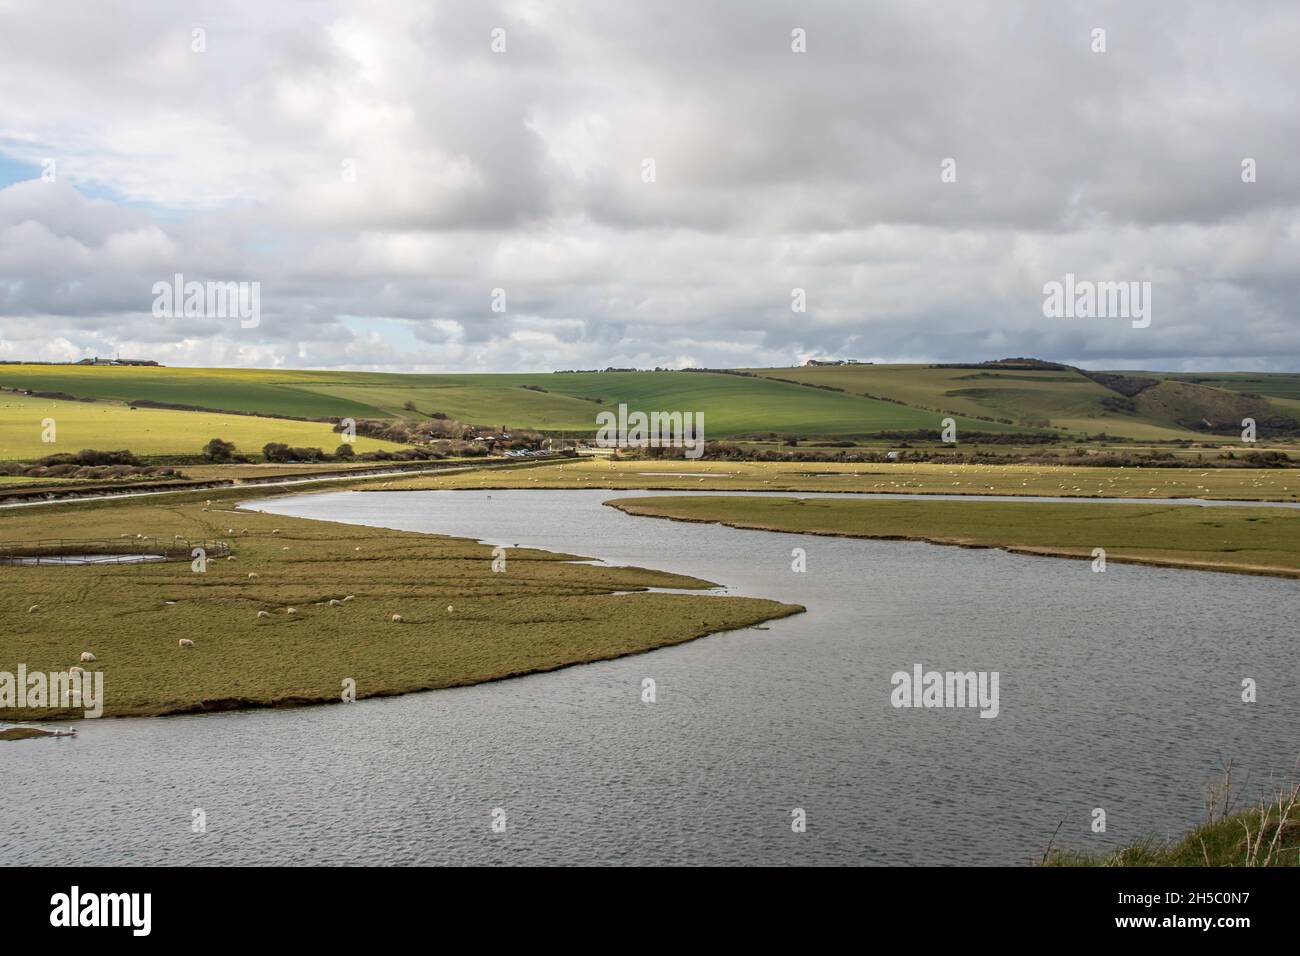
605, 495, 1300, 578
0, 485, 800, 720
1044, 786, 1300, 866
378, 458, 1300, 502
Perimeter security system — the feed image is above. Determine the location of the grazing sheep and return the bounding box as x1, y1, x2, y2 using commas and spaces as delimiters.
446, 605, 454, 613
285, 607, 297, 615
79, 652, 96, 662
328, 599, 342, 607
178, 638, 195, 648
27, 605, 39, 613
226, 555, 236, 561
271, 529, 280, 535
247, 572, 259, 579
390, 614, 404, 623
256, 610, 270, 619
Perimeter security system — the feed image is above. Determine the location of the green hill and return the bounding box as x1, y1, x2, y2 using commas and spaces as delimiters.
0, 365, 1027, 439
745, 363, 1300, 440
2, 360, 1297, 451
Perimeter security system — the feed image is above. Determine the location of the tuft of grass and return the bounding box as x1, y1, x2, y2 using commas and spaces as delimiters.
1044, 781, 1300, 867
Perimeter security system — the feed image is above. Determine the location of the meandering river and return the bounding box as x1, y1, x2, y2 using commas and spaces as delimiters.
2, 489, 1296, 865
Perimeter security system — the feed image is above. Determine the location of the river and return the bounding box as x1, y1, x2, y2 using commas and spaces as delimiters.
2, 489, 1296, 865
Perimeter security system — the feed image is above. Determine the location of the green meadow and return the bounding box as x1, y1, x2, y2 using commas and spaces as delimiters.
604, 494, 1300, 578
0, 364, 1039, 437
0, 483, 799, 720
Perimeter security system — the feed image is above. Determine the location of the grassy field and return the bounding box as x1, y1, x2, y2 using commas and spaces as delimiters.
377, 457, 1300, 502
603, 494, 1300, 578
0, 364, 1039, 437
0, 393, 404, 460
0, 483, 799, 720
5, 361, 1299, 446
744, 364, 1300, 441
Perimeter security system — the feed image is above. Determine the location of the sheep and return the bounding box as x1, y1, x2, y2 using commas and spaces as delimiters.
79, 652, 96, 662
446, 605, 454, 613
178, 638, 195, 648
390, 614, 404, 623
69, 666, 85, 676
271, 529, 280, 535
328, 599, 342, 607
285, 607, 298, 616
256, 610, 270, 619
247, 572, 259, 579
343, 595, 355, 602
27, 605, 39, 613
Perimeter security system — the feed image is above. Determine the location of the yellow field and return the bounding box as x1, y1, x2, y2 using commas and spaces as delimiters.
0, 394, 404, 459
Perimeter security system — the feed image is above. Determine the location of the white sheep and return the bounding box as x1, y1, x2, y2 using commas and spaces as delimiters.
256, 610, 270, 619
271, 529, 280, 535
79, 652, 96, 662
27, 604, 39, 613
390, 614, 404, 623
285, 607, 297, 615
178, 638, 195, 648
328, 599, 342, 607
247, 572, 259, 579
446, 605, 454, 613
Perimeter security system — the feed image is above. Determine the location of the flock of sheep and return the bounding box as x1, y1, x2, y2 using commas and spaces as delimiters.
35, 517, 461, 669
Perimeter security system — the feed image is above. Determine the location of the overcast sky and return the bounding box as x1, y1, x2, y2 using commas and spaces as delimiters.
0, 0, 1296, 372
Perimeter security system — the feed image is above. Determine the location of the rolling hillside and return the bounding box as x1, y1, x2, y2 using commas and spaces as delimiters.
745, 363, 1300, 440
0, 365, 1027, 439
1, 360, 1297, 455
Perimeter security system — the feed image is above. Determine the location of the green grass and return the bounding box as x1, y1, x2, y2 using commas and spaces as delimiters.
1044, 792, 1300, 866
751, 364, 1183, 438
0, 484, 800, 719
0, 365, 1036, 437
383, 457, 1300, 502
6, 361, 1299, 445
744, 364, 1300, 441
0, 393, 405, 459
604, 494, 1300, 578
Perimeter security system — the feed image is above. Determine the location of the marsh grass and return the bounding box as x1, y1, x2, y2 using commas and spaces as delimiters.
0, 487, 800, 719
603, 494, 1300, 578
